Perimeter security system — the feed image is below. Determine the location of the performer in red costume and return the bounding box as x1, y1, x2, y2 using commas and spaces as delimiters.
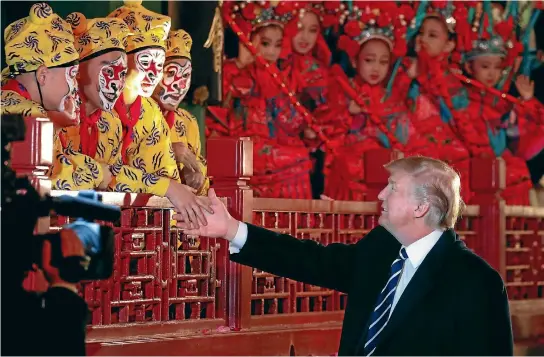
453, 3, 540, 205
209, 1, 313, 199
323, 3, 415, 201
400, 1, 474, 203
276, 2, 344, 198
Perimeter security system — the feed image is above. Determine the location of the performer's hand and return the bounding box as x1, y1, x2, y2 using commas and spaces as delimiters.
237, 42, 254, 68
42, 228, 85, 293
515, 75, 534, 101
98, 163, 112, 190
182, 166, 205, 191
348, 100, 362, 115
173, 142, 201, 173
303, 127, 317, 140
166, 180, 214, 228
414, 38, 422, 54
406, 58, 419, 79
173, 188, 239, 241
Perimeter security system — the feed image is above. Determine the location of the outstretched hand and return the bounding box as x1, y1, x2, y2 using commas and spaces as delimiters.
515, 75, 534, 101
166, 181, 214, 228
172, 188, 239, 241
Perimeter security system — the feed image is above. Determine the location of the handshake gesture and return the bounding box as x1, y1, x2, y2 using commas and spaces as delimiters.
173, 188, 240, 242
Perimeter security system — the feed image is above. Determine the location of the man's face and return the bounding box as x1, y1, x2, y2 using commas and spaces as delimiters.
80, 51, 127, 113
126, 48, 166, 97
377, 170, 419, 236
41, 65, 79, 115
152, 58, 192, 111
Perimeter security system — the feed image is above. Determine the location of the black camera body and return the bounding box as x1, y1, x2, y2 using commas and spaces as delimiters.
1, 114, 120, 284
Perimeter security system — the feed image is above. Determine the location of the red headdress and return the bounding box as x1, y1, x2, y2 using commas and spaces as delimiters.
463, 2, 522, 68
222, 1, 296, 38
337, 2, 414, 60
279, 1, 342, 63
422, 1, 474, 65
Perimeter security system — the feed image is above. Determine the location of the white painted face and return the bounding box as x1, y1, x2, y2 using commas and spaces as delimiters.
98, 55, 128, 112
135, 48, 165, 96
58, 64, 79, 118
158, 59, 192, 108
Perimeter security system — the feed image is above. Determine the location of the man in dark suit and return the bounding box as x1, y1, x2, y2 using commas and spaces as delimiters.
175, 156, 514, 356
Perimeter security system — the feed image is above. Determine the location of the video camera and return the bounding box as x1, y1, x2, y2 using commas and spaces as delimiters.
1, 114, 120, 283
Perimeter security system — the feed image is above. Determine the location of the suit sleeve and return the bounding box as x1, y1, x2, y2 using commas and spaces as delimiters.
230, 223, 360, 293
42, 287, 89, 356
454, 270, 514, 356
49, 138, 104, 190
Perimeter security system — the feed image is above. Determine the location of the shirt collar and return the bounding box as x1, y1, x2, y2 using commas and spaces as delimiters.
403, 230, 444, 269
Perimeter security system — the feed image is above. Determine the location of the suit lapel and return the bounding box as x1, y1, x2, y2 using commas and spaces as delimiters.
375, 229, 458, 348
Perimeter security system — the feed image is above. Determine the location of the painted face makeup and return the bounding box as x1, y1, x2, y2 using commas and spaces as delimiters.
98, 56, 128, 112
158, 60, 192, 108
135, 49, 165, 96
58, 64, 79, 118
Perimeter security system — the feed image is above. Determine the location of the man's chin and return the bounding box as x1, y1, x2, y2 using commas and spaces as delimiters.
48, 110, 79, 128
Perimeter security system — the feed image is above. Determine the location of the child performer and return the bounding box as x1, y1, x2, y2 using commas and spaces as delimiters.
455, 3, 541, 205
324, 3, 414, 201
211, 1, 313, 199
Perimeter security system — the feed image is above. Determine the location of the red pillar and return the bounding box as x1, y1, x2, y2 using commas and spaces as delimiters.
363, 149, 404, 201
207, 137, 253, 330
469, 156, 506, 276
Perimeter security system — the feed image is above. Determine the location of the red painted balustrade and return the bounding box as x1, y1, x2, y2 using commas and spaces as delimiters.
9, 117, 544, 355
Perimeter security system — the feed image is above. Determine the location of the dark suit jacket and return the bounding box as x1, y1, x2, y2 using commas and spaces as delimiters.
231, 224, 513, 356
2, 286, 88, 356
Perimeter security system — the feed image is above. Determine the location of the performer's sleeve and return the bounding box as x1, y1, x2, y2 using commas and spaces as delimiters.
185, 112, 210, 195
515, 97, 544, 124
392, 62, 414, 100
229, 222, 373, 293
170, 112, 189, 145
109, 154, 171, 196
49, 137, 104, 190
110, 101, 179, 196
132, 101, 181, 180
454, 270, 513, 356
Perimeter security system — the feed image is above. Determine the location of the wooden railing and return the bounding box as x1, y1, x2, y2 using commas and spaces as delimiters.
10, 118, 544, 355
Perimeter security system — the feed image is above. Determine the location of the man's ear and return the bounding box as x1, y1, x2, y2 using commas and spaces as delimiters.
35, 65, 48, 86
414, 202, 430, 219
443, 39, 455, 54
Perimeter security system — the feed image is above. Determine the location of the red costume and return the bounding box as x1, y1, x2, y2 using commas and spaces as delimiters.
207, 1, 313, 199
322, 4, 415, 200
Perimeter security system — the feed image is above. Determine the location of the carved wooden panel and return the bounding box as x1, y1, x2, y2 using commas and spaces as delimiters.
504, 213, 544, 300
250, 199, 380, 316
49, 192, 228, 326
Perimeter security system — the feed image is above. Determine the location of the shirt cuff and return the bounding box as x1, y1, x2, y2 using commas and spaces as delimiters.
229, 222, 248, 254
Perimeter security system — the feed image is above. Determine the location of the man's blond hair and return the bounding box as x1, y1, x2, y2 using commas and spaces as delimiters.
384, 156, 466, 229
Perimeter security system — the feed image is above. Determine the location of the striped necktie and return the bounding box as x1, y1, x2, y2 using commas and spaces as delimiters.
362, 247, 408, 356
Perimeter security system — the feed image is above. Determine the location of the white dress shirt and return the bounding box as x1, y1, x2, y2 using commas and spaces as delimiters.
229, 222, 443, 315
390, 229, 443, 315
